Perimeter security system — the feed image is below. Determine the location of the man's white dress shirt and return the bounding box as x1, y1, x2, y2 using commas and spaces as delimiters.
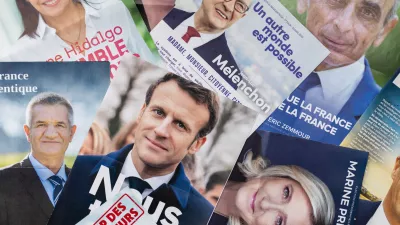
120, 150, 175, 199
305, 56, 365, 115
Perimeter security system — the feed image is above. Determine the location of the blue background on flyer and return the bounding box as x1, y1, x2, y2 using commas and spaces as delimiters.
230, 130, 369, 225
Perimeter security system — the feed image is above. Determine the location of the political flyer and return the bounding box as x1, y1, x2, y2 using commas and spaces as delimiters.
0, 62, 110, 225
208, 130, 369, 225
47, 55, 259, 225
0, 0, 159, 78
257, 0, 400, 145
341, 68, 400, 225
145, 0, 330, 115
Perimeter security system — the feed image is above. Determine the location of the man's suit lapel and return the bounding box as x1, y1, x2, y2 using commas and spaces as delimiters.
146, 163, 191, 212
18, 157, 53, 218
88, 144, 133, 202
338, 59, 380, 121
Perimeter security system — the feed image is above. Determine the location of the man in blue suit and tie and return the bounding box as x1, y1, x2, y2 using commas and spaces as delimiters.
48, 73, 220, 225
260, 0, 399, 145
162, 0, 252, 89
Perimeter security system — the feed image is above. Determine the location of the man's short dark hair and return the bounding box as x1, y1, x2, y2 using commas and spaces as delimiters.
145, 73, 220, 138
206, 170, 231, 192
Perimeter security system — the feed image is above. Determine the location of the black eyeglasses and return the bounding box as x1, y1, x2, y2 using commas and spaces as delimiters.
224, 0, 250, 14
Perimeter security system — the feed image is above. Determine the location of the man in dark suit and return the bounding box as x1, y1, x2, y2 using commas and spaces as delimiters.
48, 73, 220, 225
162, 0, 252, 89
261, 0, 399, 145
0, 92, 77, 225
355, 156, 400, 225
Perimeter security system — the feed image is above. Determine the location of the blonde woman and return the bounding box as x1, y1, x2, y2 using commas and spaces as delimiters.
214, 152, 335, 225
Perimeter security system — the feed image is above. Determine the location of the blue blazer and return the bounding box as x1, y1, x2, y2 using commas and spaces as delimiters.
163, 8, 241, 90
260, 59, 381, 145
354, 199, 380, 225
47, 144, 213, 225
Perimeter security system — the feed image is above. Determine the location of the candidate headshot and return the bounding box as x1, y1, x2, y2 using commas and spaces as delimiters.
0, 92, 77, 225
296, 0, 399, 71
132, 73, 220, 176
215, 152, 335, 225
47, 73, 221, 225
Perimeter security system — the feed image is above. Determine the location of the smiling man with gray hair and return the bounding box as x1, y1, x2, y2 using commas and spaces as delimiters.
0, 92, 77, 225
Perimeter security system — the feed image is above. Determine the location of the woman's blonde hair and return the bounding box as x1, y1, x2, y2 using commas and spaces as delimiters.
228, 151, 335, 225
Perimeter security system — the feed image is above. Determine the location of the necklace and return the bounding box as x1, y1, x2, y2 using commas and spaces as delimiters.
58, 4, 84, 46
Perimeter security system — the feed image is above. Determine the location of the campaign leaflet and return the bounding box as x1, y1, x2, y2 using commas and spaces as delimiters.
47, 55, 259, 225
148, 0, 329, 115
0, 0, 159, 78
341, 69, 400, 225
258, 0, 400, 145
0, 62, 110, 225
208, 130, 369, 225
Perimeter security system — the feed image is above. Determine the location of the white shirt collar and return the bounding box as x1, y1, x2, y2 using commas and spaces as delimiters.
181, 14, 224, 44
28, 152, 67, 182
316, 56, 365, 100
121, 150, 175, 190
366, 202, 390, 225
36, 0, 100, 40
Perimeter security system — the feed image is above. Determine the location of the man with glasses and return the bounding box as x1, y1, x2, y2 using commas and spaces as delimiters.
163, 0, 252, 88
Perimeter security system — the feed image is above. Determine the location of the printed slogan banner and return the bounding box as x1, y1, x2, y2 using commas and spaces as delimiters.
149, 0, 329, 115
76, 188, 156, 225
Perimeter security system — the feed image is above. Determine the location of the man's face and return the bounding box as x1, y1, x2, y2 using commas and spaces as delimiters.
200, 0, 252, 32
133, 81, 210, 171
24, 104, 76, 159
299, 0, 398, 70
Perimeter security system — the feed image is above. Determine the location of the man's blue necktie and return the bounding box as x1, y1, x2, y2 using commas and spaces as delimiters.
285, 72, 321, 125
128, 177, 152, 194
48, 175, 63, 204
297, 72, 321, 98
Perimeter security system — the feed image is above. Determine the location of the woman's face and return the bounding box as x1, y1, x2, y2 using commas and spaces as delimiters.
27, 0, 73, 18
236, 177, 313, 225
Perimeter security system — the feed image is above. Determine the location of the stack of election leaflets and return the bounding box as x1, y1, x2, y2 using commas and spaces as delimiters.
256, 0, 400, 146
341, 68, 400, 225
0, 0, 159, 78
139, 0, 330, 119
47, 55, 259, 225
0, 62, 110, 225
208, 129, 369, 225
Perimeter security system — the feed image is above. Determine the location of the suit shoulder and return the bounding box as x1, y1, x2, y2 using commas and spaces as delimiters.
163, 8, 193, 29
0, 161, 23, 176
188, 186, 213, 212
71, 155, 103, 170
